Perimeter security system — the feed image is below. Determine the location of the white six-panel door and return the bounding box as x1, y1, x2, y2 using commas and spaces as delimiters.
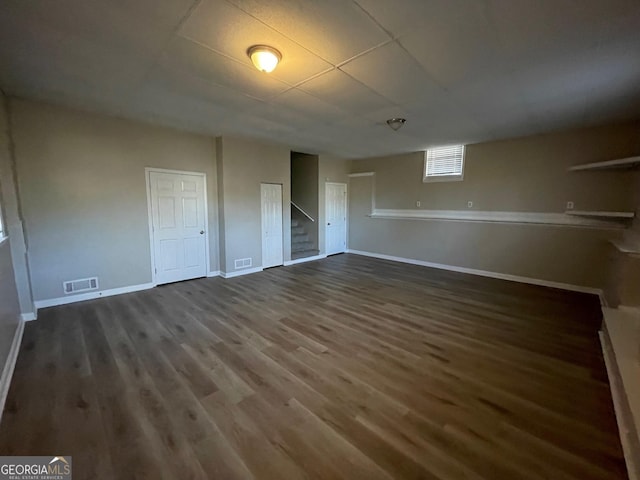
261, 183, 284, 269
149, 170, 207, 284
326, 182, 347, 255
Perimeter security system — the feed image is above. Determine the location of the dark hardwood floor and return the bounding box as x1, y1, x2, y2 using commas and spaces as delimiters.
0, 254, 627, 479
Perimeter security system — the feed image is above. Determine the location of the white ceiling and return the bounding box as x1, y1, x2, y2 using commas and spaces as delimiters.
1, 0, 639, 158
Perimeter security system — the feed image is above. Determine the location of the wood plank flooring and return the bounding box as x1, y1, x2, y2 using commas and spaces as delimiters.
0, 254, 627, 479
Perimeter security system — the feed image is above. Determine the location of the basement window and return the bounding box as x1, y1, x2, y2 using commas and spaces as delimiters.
423, 145, 465, 182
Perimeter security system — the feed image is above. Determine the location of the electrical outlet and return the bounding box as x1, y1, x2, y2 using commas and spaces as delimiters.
416, 201, 421, 207
467, 201, 473, 208
566, 201, 574, 210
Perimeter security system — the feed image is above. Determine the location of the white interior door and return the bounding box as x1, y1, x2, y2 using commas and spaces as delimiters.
149, 171, 207, 285
261, 183, 284, 269
326, 183, 347, 255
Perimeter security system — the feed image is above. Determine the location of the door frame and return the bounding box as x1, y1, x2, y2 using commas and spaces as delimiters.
325, 182, 348, 255
260, 182, 284, 269
145, 167, 210, 286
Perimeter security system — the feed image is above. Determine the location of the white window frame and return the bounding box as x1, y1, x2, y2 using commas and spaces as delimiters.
423, 145, 465, 183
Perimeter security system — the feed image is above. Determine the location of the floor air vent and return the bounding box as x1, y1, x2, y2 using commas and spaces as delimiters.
234, 258, 252, 269
63, 277, 99, 294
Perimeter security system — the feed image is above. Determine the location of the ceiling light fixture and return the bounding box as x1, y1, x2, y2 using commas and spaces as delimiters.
386, 118, 406, 131
247, 45, 282, 73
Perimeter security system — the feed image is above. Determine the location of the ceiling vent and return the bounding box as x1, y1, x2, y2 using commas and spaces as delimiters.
63, 277, 99, 294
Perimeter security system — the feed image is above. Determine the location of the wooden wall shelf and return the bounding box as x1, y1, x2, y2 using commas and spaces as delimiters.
569, 155, 640, 172
610, 239, 640, 255
565, 210, 635, 219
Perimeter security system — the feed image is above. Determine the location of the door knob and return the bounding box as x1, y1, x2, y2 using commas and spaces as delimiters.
200, 230, 204, 234
327, 222, 331, 225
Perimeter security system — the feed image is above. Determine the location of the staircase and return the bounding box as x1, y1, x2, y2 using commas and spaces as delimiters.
291, 218, 318, 260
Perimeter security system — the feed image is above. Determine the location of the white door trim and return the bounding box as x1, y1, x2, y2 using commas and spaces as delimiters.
0, 319, 25, 425
261, 182, 284, 269
145, 167, 210, 285
325, 182, 348, 255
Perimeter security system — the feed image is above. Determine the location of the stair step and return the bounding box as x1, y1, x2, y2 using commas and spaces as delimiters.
292, 242, 314, 252
290, 217, 315, 252
291, 249, 319, 260
292, 241, 311, 247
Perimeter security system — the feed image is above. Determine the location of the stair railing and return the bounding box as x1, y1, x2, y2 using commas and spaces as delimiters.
291, 201, 315, 222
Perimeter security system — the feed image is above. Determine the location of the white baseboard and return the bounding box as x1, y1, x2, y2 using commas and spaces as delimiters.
20, 312, 37, 322
599, 293, 609, 308
0, 318, 25, 424
284, 254, 327, 266
207, 271, 221, 277
346, 249, 602, 296
34, 282, 156, 310
220, 267, 263, 279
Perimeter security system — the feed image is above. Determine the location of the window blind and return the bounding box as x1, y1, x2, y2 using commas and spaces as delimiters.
425, 145, 465, 177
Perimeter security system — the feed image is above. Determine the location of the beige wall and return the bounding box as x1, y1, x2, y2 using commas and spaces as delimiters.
605, 170, 640, 306
217, 136, 291, 273
632, 171, 640, 236
215, 138, 226, 272
318, 155, 350, 255
0, 92, 23, 382
0, 95, 33, 316
7, 96, 637, 305
352, 123, 639, 212
349, 123, 640, 289
12, 99, 219, 301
